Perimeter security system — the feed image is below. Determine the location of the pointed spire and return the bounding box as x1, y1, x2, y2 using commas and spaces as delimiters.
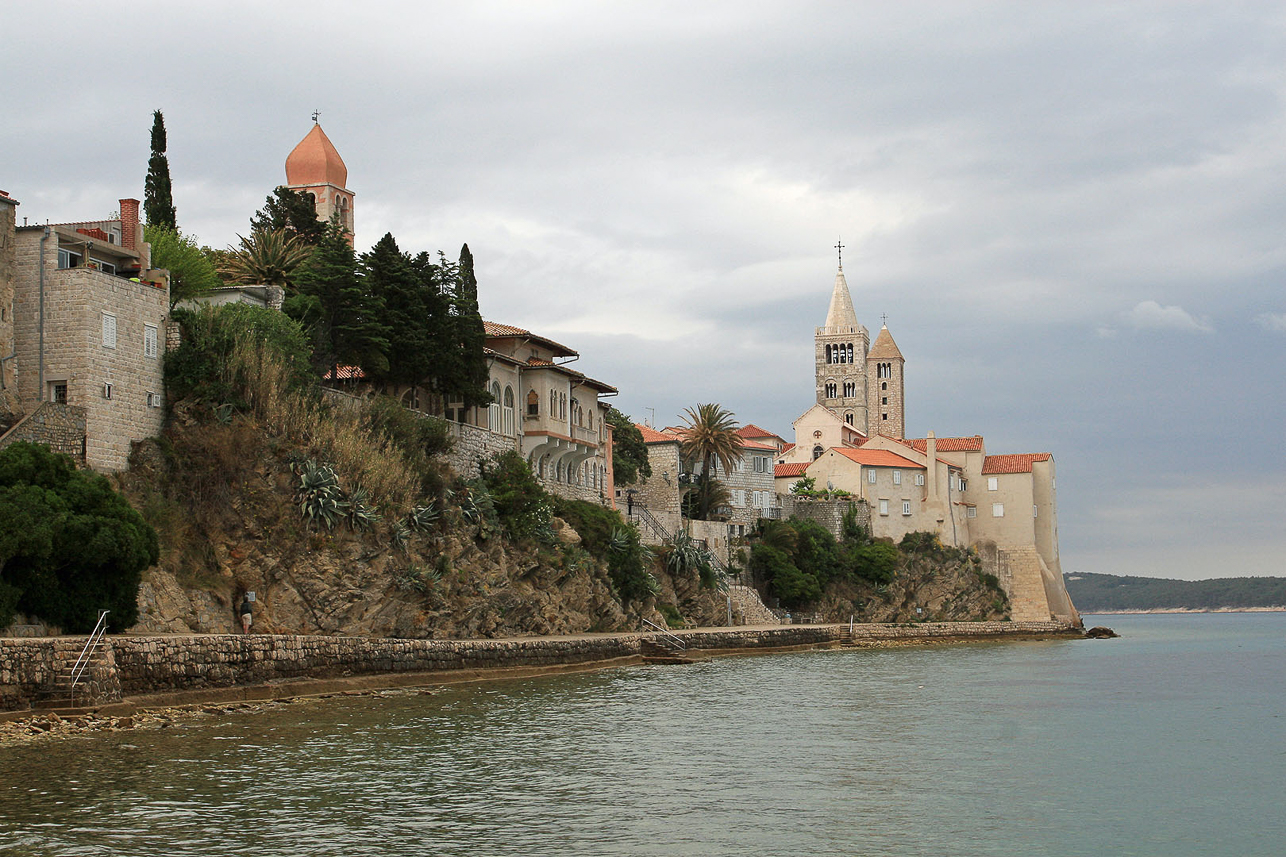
868, 324, 904, 361
285, 122, 348, 188
823, 266, 860, 331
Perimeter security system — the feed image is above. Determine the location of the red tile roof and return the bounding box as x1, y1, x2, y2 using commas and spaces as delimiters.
780, 442, 796, 455
482, 320, 577, 357
981, 453, 1051, 474
828, 447, 925, 469
906, 436, 985, 453
740, 440, 778, 452
482, 321, 530, 337
736, 424, 781, 440
775, 462, 809, 478
635, 424, 679, 444
323, 365, 366, 380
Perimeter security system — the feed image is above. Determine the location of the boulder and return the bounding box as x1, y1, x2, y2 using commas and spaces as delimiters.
1085, 626, 1119, 639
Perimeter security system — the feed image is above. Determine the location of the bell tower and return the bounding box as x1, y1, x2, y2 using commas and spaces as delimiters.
285, 116, 354, 245
866, 321, 905, 439
815, 241, 870, 433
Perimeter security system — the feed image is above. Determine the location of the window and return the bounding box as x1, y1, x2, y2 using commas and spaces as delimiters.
902, 500, 912, 516
882, 413, 888, 421
825, 382, 837, 398
812, 445, 823, 460
843, 381, 855, 397
879, 499, 889, 516
401, 387, 421, 410
50, 382, 68, 404
527, 390, 539, 416
988, 477, 998, 491
102, 313, 117, 348
967, 505, 977, 518
915, 473, 925, 486
958, 477, 967, 491
144, 324, 158, 359
57, 248, 82, 269
90, 258, 116, 276
148, 392, 163, 408
503, 386, 515, 436
881, 381, 887, 391
1033, 505, 1039, 518
881, 396, 888, 405
102, 383, 112, 400
992, 503, 1004, 517
893, 470, 901, 485
868, 469, 877, 484
489, 382, 501, 431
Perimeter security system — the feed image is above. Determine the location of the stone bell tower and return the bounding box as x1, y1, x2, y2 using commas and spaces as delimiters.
866, 322, 905, 439
285, 118, 354, 245
815, 242, 870, 432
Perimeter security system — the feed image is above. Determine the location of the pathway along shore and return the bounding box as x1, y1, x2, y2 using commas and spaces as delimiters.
1, 621, 1084, 737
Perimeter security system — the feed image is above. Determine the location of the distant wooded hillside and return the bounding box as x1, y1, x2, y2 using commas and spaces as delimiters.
1065, 572, 1286, 612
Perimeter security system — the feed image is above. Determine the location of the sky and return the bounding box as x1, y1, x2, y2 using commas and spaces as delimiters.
4, 1, 1284, 581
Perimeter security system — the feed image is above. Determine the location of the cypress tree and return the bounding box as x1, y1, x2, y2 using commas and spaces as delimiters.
143, 110, 177, 229
448, 244, 491, 408
251, 187, 325, 245
362, 233, 445, 386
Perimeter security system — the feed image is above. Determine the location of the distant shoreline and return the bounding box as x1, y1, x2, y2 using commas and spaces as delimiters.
1084, 606, 1286, 615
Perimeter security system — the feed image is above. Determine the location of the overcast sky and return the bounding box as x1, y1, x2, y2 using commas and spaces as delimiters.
4, 2, 1284, 581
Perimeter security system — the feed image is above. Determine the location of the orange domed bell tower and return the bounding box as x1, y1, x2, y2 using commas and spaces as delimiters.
285, 117, 354, 245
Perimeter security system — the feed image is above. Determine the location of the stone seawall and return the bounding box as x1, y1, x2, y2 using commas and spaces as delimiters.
0, 621, 1079, 711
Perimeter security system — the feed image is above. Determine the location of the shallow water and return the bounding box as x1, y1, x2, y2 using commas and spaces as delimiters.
2, 613, 1283, 856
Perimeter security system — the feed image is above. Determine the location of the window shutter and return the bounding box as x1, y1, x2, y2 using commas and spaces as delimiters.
102, 313, 117, 348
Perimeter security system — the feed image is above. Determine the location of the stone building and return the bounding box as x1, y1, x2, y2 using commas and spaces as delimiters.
1, 197, 168, 471
0, 191, 18, 415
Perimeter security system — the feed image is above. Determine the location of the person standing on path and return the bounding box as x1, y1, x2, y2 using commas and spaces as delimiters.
239, 598, 253, 634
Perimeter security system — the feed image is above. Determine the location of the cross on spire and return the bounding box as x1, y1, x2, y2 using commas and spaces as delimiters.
311, 110, 321, 123
835, 239, 845, 270
881, 313, 888, 327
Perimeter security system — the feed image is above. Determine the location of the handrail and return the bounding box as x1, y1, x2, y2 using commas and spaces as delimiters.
633, 506, 673, 542
641, 617, 686, 651
68, 610, 109, 696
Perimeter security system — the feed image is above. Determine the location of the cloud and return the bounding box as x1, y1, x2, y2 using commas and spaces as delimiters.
1121, 300, 1213, 333
1255, 311, 1286, 332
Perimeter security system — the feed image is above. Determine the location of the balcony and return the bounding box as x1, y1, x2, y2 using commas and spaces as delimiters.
571, 425, 598, 445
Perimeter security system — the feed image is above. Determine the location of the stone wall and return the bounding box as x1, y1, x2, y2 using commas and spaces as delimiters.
445, 421, 519, 479
0, 197, 16, 411
0, 621, 1081, 711
781, 496, 870, 539
0, 402, 86, 463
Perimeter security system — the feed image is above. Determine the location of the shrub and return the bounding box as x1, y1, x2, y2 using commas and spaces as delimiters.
0, 442, 158, 632
479, 451, 554, 542
166, 304, 313, 407
551, 496, 620, 556
608, 524, 657, 603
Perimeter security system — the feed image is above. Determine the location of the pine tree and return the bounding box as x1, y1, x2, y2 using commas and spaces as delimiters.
291, 217, 389, 379
250, 187, 325, 245
143, 110, 177, 229
362, 233, 447, 386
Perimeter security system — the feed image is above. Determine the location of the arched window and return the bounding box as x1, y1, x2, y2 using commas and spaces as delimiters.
527, 390, 539, 416
812, 445, 823, 460
550, 389, 557, 414
845, 413, 854, 425
503, 386, 515, 436
825, 382, 837, 398
401, 387, 420, 411
489, 382, 501, 431
848, 343, 854, 363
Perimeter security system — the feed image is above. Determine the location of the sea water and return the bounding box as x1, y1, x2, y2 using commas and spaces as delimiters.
1, 612, 1283, 856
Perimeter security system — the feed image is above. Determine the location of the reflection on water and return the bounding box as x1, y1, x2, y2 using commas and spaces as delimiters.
2, 614, 1284, 856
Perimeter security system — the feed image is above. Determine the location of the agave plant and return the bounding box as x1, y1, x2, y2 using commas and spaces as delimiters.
407, 503, 438, 533
347, 486, 382, 531
296, 459, 349, 530
391, 520, 412, 553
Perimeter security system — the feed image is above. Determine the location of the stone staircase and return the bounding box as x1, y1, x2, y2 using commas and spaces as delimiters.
727, 584, 780, 625
35, 638, 121, 709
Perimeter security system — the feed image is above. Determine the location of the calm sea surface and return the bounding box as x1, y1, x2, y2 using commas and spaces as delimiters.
1, 612, 1283, 856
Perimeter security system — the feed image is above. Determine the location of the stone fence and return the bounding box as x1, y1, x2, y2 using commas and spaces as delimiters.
780, 496, 870, 540
0, 621, 1081, 711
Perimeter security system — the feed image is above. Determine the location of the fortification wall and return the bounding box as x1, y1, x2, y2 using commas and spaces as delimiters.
0, 402, 86, 463
781, 496, 870, 540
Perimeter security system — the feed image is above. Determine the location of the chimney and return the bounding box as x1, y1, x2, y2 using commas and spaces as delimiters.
119, 198, 140, 250
926, 430, 938, 500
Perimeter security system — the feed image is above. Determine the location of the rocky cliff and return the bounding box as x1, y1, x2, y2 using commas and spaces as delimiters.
118, 419, 728, 639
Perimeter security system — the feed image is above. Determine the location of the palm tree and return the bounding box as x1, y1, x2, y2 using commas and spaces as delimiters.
221, 228, 314, 290
679, 403, 743, 520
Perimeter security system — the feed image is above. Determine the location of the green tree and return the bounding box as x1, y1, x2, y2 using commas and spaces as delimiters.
143, 226, 220, 307
290, 217, 390, 379
605, 408, 651, 485
363, 234, 449, 387
250, 187, 325, 245
0, 443, 158, 632
144, 109, 177, 230
446, 244, 491, 408
222, 229, 314, 290
679, 403, 743, 520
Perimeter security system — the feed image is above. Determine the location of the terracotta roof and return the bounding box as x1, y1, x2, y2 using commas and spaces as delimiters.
483, 321, 530, 337
285, 123, 348, 188
636, 424, 679, 444
780, 442, 796, 455
982, 453, 1051, 474
736, 424, 781, 440
740, 440, 778, 452
827, 447, 925, 469
867, 325, 904, 361
906, 435, 985, 453
775, 462, 810, 478
324, 365, 365, 380
482, 320, 577, 358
